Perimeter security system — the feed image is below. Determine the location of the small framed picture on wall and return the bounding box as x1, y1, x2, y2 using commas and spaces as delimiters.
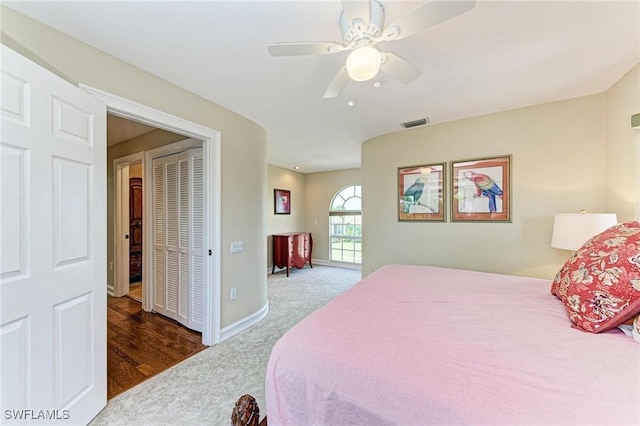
450, 155, 511, 222
274, 189, 291, 215
398, 163, 446, 222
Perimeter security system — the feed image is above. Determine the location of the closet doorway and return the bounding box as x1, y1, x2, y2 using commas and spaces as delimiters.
150, 145, 205, 332
129, 168, 143, 290
108, 115, 210, 398
113, 153, 146, 302
113, 152, 145, 300
91, 85, 221, 347
113, 125, 205, 330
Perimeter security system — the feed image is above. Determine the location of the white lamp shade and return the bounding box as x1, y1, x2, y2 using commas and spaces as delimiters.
551, 213, 618, 250
345, 47, 381, 82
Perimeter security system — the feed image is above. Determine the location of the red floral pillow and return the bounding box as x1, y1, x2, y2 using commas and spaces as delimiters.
551, 221, 640, 333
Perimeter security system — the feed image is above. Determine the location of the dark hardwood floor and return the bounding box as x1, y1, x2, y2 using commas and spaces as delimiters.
107, 295, 206, 399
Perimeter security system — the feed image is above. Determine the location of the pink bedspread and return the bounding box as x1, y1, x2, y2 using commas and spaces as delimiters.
265, 264, 640, 425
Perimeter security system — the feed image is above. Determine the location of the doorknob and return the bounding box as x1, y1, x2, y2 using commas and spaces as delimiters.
125, 235, 129, 239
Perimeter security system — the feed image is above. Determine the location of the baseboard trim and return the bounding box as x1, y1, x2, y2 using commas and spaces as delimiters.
312, 259, 362, 270
267, 260, 361, 274
220, 300, 270, 342
107, 283, 115, 297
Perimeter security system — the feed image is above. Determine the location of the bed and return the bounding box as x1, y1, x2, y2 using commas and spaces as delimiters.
265, 264, 640, 425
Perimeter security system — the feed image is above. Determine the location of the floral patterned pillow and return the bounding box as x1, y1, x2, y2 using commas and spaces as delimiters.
551, 221, 640, 333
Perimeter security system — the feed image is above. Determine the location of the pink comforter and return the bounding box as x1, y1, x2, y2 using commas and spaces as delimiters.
266, 264, 640, 425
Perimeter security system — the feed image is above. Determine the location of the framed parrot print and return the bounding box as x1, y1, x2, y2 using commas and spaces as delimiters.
398, 163, 445, 222
450, 155, 511, 222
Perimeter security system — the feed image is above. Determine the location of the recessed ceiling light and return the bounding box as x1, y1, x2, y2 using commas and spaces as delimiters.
347, 101, 355, 107
373, 81, 381, 88
293, 166, 301, 170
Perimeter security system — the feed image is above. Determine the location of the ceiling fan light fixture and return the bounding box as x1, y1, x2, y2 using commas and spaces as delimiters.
345, 47, 381, 82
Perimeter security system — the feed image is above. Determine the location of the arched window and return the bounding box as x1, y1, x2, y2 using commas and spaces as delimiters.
329, 185, 362, 264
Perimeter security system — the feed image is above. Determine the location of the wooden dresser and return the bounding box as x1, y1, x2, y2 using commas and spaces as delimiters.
272, 233, 313, 277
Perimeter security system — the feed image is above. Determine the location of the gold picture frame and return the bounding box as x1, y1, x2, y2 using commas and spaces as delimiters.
398, 163, 445, 222
450, 155, 511, 222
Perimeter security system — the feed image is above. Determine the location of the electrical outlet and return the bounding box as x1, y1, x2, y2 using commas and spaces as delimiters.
109, 261, 114, 272
230, 241, 244, 254
230, 288, 237, 300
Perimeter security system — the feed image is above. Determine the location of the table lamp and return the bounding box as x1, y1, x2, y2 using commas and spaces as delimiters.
551, 212, 618, 251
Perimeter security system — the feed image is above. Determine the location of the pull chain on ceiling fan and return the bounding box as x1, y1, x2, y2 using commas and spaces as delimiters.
268, 0, 476, 98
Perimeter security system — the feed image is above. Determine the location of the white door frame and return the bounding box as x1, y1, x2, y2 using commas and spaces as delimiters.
82, 85, 221, 345
113, 153, 144, 298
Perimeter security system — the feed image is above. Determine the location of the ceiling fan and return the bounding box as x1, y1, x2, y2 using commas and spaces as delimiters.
268, 0, 476, 98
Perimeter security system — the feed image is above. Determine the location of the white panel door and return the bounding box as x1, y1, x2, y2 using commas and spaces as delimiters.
1, 46, 106, 424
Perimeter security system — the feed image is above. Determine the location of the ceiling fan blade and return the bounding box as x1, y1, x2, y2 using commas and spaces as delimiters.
380, 52, 422, 84
323, 67, 351, 98
382, 0, 476, 41
341, 0, 370, 28
268, 42, 347, 56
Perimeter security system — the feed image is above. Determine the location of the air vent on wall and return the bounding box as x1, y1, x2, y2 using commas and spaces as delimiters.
402, 117, 430, 129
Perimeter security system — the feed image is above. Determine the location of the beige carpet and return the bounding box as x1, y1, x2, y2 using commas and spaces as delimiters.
91, 265, 360, 425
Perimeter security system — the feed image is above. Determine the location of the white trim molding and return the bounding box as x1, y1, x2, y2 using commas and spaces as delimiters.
81, 84, 222, 346
220, 301, 269, 342
268, 260, 361, 275
312, 259, 362, 270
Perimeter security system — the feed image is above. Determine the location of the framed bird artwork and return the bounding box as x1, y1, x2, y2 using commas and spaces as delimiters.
451, 155, 512, 222
398, 163, 445, 222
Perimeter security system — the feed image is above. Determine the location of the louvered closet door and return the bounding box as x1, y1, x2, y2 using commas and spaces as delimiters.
189, 148, 204, 331
152, 157, 166, 315
152, 149, 203, 332
165, 155, 181, 321
178, 154, 190, 326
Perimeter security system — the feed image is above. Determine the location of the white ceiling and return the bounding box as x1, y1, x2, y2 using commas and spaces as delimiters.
7, 1, 639, 173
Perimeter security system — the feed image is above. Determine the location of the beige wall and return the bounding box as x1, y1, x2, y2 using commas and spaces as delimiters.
106, 129, 187, 289
605, 64, 640, 222
362, 94, 608, 279
2, 7, 268, 329
304, 168, 361, 263
266, 165, 305, 269
266, 166, 362, 269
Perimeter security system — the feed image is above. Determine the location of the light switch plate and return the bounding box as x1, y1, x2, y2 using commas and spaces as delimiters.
230, 241, 244, 254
